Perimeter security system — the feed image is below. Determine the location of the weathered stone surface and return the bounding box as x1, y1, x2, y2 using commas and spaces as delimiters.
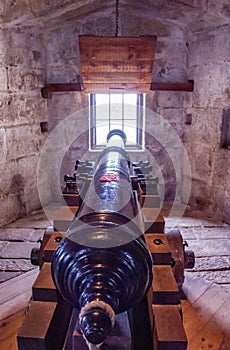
0, 228, 45, 242
0, 127, 7, 165
0, 193, 24, 228
8, 67, 45, 91
0, 242, 36, 259
0, 241, 8, 254
4, 28, 46, 68
0, 271, 21, 283
183, 108, 222, 146
0, 93, 47, 127
185, 238, 230, 258
0, 24, 47, 227
156, 92, 184, 109
165, 215, 227, 228
122, 13, 171, 38
17, 155, 42, 214
6, 126, 42, 160
6, 211, 50, 229
159, 108, 184, 139
188, 180, 214, 212
191, 256, 230, 271
183, 22, 230, 222
0, 65, 7, 91
1, 259, 35, 272
196, 227, 230, 239
191, 270, 230, 284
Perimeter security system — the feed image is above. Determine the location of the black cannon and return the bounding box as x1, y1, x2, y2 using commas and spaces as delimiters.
19, 129, 194, 350
52, 129, 153, 347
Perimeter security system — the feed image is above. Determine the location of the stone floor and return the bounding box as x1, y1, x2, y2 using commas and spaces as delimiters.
165, 215, 230, 289
0, 210, 50, 283
0, 206, 229, 288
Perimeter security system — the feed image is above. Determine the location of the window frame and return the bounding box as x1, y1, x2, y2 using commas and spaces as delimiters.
89, 93, 145, 151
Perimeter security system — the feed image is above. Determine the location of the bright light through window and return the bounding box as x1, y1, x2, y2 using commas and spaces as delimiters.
89, 93, 145, 150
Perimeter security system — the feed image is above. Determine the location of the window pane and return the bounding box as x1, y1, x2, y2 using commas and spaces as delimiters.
124, 122, 137, 145
124, 103, 137, 120
96, 122, 109, 145
96, 104, 109, 121
124, 94, 137, 105
110, 120, 123, 131
110, 94, 122, 104
95, 94, 110, 105
110, 95, 123, 120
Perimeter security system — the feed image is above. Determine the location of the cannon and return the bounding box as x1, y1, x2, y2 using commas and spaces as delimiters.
18, 129, 194, 350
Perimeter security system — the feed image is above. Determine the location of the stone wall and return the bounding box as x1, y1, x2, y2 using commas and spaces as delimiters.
0, 26, 47, 227
0, 1, 229, 226
183, 24, 230, 223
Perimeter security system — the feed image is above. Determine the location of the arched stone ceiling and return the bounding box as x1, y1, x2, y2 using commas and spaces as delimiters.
0, 0, 229, 32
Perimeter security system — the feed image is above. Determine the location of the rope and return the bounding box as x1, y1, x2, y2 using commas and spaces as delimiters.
79, 300, 115, 327
79, 300, 116, 350
84, 339, 103, 350
115, 0, 119, 37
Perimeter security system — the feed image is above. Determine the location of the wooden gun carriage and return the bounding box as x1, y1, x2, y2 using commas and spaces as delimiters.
17, 130, 194, 350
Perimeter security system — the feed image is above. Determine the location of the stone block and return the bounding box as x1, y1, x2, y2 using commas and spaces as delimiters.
156, 92, 184, 109
0, 92, 48, 127
8, 67, 45, 91
197, 227, 230, 239
187, 25, 230, 67
159, 108, 184, 138
191, 270, 230, 284
17, 155, 42, 214
0, 29, 9, 61
192, 256, 230, 271
46, 66, 80, 83
5, 27, 45, 68
0, 65, 7, 91
0, 128, 7, 164
0, 193, 24, 227
186, 238, 230, 258
0, 242, 36, 259
188, 63, 229, 108
6, 125, 42, 160
213, 188, 230, 224
45, 24, 81, 67
3, 259, 34, 272
0, 228, 45, 242
211, 151, 230, 189
185, 143, 213, 184
183, 108, 222, 146
6, 214, 50, 229
0, 241, 8, 254
0, 271, 21, 283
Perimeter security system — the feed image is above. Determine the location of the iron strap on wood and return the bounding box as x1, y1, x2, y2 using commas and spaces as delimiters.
41, 80, 194, 98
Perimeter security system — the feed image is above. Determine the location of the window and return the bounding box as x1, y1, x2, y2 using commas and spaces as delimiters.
89, 93, 145, 150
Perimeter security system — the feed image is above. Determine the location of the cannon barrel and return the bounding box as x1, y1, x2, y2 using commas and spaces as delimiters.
51, 130, 153, 346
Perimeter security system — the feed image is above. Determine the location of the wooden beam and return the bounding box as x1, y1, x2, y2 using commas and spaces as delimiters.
150, 80, 194, 91
41, 80, 194, 98
83, 82, 152, 93
79, 35, 157, 90
152, 265, 180, 305
153, 305, 187, 350
41, 83, 83, 98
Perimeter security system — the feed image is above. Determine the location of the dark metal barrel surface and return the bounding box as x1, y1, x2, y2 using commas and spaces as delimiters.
51, 130, 153, 345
